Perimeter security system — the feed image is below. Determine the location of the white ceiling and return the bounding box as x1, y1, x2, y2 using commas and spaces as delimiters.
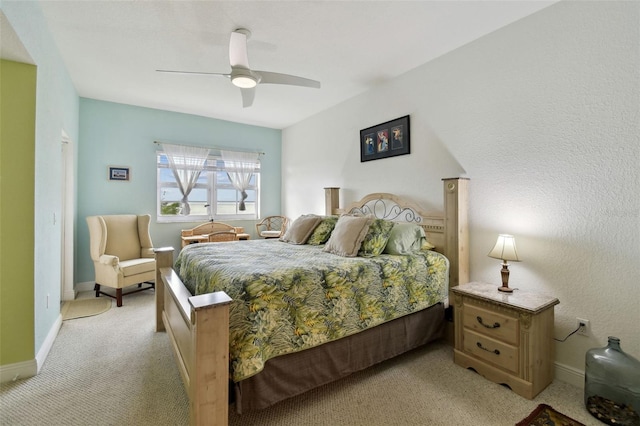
36, 1, 555, 129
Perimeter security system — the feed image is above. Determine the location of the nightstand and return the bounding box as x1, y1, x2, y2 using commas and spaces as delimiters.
452, 281, 559, 399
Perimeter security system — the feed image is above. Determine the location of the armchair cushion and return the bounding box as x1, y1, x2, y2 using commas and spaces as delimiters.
260, 230, 282, 238
119, 258, 156, 277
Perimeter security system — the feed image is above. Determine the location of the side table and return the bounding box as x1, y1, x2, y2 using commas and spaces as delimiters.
452, 281, 559, 399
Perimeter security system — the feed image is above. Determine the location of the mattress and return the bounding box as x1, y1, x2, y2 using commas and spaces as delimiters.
174, 239, 449, 382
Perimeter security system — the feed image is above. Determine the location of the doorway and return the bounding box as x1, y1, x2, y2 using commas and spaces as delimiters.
60, 131, 76, 301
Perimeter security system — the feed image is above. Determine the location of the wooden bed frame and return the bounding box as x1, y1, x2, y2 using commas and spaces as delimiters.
154, 177, 469, 425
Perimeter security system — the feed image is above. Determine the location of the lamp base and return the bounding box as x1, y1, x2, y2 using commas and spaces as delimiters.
498, 262, 513, 293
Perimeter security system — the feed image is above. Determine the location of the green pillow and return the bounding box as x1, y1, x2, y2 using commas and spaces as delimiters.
383, 223, 428, 255
307, 216, 339, 245
358, 219, 395, 257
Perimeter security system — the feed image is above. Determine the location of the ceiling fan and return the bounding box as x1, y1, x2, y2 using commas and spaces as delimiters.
157, 28, 321, 108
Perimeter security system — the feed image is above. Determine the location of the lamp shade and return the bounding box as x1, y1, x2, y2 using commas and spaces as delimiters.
488, 234, 521, 262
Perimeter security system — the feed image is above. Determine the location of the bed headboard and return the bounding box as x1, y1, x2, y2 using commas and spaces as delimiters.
324, 177, 469, 289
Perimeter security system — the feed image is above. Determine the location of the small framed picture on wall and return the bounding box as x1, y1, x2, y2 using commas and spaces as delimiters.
108, 166, 130, 181
360, 115, 410, 162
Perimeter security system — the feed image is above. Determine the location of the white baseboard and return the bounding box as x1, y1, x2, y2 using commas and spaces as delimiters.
1, 314, 62, 383
36, 313, 62, 372
62, 288, 78, 301
555, 361, 585, 390
0, 359, 37, 383
75, 281, 95, 292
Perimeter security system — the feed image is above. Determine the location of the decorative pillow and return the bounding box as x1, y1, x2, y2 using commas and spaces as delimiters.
307, 216, 339, 245
358, 219, 395, 257
421, 240, 436, 251
323, 215, 373, 257
383, 223, 430, 255
279, 214, 323, 245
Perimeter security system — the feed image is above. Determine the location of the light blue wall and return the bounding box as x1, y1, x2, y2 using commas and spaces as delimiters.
76, 98, 282, 284
1, 1, 80, 359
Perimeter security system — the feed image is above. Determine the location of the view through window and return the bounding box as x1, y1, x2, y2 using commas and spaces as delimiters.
157, 152, 260, 222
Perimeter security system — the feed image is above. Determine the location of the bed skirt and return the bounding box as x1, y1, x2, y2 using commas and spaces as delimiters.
233, 302, 445, 413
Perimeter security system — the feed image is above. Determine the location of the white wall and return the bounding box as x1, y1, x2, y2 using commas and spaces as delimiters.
282, 0, 640, 378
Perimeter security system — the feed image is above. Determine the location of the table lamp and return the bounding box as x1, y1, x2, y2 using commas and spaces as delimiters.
488, 234, 521, 293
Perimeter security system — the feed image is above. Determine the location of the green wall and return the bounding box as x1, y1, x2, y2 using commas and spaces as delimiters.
0, 59, 36, 365
2, 1, 80, 368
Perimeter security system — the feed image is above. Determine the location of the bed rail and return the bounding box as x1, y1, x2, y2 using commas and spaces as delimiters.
155, 248, 232, 426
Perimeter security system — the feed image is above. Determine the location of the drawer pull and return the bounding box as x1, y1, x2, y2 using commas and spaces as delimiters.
476, 342, 500, 355
477, 316, 500, 329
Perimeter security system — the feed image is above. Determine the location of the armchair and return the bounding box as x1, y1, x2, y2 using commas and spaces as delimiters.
86, 214, 156, 307
255, 216, 289, 239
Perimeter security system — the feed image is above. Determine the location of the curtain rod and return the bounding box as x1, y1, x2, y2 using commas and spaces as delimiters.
153, 141, 265, 156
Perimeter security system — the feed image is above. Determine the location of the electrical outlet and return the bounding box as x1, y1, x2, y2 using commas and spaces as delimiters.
577, 318, 590, 336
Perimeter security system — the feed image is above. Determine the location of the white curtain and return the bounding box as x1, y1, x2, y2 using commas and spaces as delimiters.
161, 143, 209, 215
221, 150, 259, 211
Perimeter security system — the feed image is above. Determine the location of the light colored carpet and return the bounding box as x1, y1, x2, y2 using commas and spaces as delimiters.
0, 291, 601, 426
61, 298, 112, 320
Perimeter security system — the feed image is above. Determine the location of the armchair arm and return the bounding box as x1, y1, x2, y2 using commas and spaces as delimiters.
99, 254, 119, 266
255, 218, 267, 235
141, 247, 155, 258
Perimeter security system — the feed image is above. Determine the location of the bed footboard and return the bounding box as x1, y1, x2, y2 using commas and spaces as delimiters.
155, 248, 232, 426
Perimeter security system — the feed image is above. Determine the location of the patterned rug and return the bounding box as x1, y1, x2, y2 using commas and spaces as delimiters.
61, 298, 112, 320
517, 404, 585, 426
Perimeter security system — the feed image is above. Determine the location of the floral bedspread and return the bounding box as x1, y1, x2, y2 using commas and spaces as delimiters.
174, 239, 449, 382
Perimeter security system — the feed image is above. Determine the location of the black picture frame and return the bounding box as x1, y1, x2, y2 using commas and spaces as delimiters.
108, 166, 130, 181
360, 115, 410, 162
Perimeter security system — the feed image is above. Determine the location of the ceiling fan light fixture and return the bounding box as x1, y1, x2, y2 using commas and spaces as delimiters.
158, 29, 319, 108
231, 75, 257, 89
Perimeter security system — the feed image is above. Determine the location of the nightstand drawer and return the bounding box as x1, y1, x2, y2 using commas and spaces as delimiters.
463, 303, 518, 345
463, 329, 518, 374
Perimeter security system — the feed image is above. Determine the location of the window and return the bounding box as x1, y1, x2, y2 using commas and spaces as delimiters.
157, 152, 260, 223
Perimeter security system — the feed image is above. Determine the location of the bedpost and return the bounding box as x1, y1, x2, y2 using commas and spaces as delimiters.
189, 292, 232, 426
324, 187, 340, 215
154, 247, 174, 332
442, 178, 469, 289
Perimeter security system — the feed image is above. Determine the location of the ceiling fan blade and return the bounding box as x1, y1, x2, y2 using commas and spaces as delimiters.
240, 87, 255, 108
156, 69, 230, 78
229, 30, 250, 69
255, 70, 321, 89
